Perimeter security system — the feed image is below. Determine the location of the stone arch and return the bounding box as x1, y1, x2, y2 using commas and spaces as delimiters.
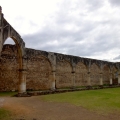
1, 36, 25, 93
26, 55, 52, 90
103, 65, 110, 85
3, 36, 25, 69
92, 62, 101, 69
90, 63, 101, 86
0, 16, 26, 93
0, 15, 25, 69
56, 60, 72, 88
75, 62, 87, 86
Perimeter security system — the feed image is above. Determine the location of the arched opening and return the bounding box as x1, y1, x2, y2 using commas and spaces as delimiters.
103, 65, 110, 85
75, 62, 87, 86
90, 63, 101, 86
4, 38, 15, 44
26, 55, 52, 90
0, 38, 19, 91
0, 10, 26, 94
56, 60, 72, 88
0, 33, 26, 93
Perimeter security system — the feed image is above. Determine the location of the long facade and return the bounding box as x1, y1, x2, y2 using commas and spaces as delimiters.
0, 6, 120, 93
0, 44, 120, 91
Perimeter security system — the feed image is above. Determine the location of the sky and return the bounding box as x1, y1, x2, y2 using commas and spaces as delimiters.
1, 0, 120, 62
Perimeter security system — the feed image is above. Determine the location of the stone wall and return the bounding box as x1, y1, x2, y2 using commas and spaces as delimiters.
90, 63, 101, 86
0, 45, 19, 91
26, 56, 52, 90
0, 44, 119, 91
75, 62, 87, 86
103, 65, 110, 85
56, 60, 72, 88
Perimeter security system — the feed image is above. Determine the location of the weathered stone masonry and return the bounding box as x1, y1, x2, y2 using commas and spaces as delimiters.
0, 6, 120, 93
0, 44, 120, 91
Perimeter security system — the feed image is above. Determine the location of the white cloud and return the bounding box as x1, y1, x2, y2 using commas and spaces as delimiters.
2, 0, 120, 62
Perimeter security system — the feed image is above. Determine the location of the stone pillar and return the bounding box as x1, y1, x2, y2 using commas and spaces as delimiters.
71, 63, 76, 88
48, 53, 56, 90
51, 71, 56, 90
110, 73, 113, 85
87, 72, 91, 86
51, 63, 56, 90
18, 69, 26, 93
100, 73, 103, 86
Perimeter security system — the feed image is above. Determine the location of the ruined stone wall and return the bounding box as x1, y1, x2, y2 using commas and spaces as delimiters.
90, 63, 101, 86
56, 60, 72, 88
1, 8, 120, 92
25, 48, 52, 90
0, 44, 119, 91
0, 45, 19, 91
26, 55, 52, 90
75, 62, 87, 86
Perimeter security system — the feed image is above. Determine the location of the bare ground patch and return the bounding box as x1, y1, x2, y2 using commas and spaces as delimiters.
0, 96, 120, 120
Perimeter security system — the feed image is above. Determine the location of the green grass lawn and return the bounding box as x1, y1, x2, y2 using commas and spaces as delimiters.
41, 88, 120, 114
0, 92, 17, 97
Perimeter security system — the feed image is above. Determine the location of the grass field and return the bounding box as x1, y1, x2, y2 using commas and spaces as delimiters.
41, 87, 120, 114
0, 92, 17, 97
0, 88, 120, 118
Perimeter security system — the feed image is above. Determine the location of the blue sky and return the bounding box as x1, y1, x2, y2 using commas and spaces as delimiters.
1, 0, 120, 62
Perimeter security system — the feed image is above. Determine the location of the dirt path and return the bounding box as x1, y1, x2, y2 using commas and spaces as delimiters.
1, 96, 120, 120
